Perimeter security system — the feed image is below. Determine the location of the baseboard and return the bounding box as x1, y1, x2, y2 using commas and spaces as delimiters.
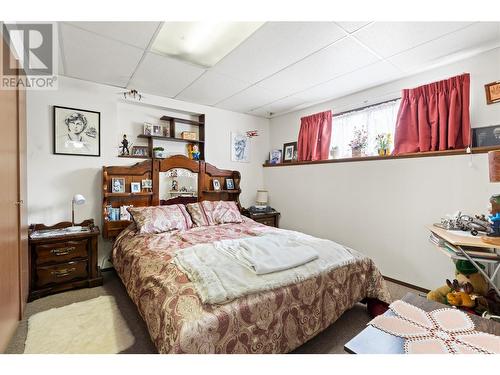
383, 275, 430, 294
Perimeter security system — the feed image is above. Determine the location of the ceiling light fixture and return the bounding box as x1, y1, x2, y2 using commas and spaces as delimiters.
151, 22, 264, 68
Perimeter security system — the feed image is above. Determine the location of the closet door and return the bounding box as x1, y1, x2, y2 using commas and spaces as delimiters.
0, 34, 21, 352
18, 76, 28, 317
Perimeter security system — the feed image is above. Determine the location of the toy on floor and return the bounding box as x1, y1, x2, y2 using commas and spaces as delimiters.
427, 260, 489, 313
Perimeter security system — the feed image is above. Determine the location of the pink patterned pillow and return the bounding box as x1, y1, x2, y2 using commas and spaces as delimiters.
186, 201, 242, 226
128, 204, 193, 234
186, 202, 211, 227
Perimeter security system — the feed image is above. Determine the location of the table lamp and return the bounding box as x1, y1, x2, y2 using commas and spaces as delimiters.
256, 190, 268, 209
70, 194, 86, 231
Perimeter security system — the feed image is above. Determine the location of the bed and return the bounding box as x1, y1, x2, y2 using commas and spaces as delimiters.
105, 156, 390, 353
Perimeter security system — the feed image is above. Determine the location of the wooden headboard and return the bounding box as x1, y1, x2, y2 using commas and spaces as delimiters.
102, 155, 241, 239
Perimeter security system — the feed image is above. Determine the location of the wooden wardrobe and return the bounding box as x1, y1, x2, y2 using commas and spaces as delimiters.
0, 32, 28, 352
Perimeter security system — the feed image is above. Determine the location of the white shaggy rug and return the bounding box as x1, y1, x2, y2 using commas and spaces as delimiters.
24, 295, 135, 354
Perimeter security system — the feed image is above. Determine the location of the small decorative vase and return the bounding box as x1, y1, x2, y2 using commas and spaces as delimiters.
378, 149, 385, 156
351, 148, 362, 157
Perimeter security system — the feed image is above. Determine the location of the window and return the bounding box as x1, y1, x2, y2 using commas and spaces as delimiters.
330, 99, 401, 159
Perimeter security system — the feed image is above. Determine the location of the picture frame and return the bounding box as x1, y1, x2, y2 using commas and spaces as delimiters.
143, 122, 153, 136
213, 179, 221, 191
269, 149, 282, 164
131, 145, 149, 157
226, 178, 235, 190
120, 205, 133, 221
130, 182, 141, 194
111, 178, 125, 193
141, 179, 153, 190
53, 105, 100, 157
472, 125, 500, 147
282, 142, 297, 163
485, 81, 500, 105
231, 132, 250, 163
152, 124, 163, 136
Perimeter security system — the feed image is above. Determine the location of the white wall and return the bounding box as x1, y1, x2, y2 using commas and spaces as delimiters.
27, 76, 270, 266
265, 48, 500, 290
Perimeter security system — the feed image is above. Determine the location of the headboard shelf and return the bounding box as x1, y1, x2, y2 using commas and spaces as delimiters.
104, 192, 153, 198
202, 190, 241, 194
102, 155, 242, 240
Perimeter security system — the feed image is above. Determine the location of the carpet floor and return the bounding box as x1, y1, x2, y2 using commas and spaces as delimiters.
5, 270, 423, 354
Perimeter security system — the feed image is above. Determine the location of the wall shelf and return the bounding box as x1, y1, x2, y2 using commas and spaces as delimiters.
137, 134, 204, 144
118, 155, 152, 159
160, 115, 204, 126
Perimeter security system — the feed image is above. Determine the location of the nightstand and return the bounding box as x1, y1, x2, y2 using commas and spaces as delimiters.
242, 210, 280, 228
28, 219, 103, 301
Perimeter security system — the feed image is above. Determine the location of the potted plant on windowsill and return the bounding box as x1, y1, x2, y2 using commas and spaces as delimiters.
375, 133, 392, 156
348, 128, 368, 157
153, 146, 166, 159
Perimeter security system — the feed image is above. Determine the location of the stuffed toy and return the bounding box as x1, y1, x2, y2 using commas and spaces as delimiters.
427, 260, 489, 311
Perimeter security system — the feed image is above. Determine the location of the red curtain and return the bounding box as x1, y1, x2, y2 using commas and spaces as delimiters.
393, 73, 471, 155
297, 110, 332, 161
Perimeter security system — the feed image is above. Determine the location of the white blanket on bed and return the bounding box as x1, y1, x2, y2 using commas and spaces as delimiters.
173, 231, 356, 304
213, 234, 319, 275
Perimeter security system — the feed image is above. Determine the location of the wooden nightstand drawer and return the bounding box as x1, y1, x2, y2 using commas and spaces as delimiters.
242, 210, 280, 228
35, 240, 88, 265
258, 217, 276, 227
35, 260, 88, 288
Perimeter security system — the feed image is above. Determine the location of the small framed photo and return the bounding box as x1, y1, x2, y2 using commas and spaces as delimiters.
270, 149, 282, 164
111, 178, 125, 193
485, 81, 500, 105
163, 125, 171, 137
226, 178, 235, 190
131, 145, 149, 157
152, 124, 163, 136
143, 122, 153, 136
141, 179, 153, 190
53, 106, 100, 157
130, 182, 141, 193
282, 142, 297, 163
120, 205, 133, 221
472, 125, 500, 147
213, 179, 221, 191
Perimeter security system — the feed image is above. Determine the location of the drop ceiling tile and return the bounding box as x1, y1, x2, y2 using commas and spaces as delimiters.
175, 71, 250, 106
216, 85, 285, 113
354, 22, 473, 58
335, 22, 372, 33
388, 22, 500, 72
212, 22, 347, 83
65, 22, 160, 49
128, 52, 205, 98
293, 61, 403, 104
60, 23, 144, 87
249, 95, 309, 117
256, 37, 380, 95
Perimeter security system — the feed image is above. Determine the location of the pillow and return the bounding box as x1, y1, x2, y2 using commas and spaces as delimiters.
186, 200, 242, 226
127, 204, 193, 234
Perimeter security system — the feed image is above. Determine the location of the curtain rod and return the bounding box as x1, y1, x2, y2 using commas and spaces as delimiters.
333, 97, 401, 118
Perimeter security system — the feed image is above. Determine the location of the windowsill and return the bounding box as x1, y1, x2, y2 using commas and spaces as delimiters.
263, 145, 500, 168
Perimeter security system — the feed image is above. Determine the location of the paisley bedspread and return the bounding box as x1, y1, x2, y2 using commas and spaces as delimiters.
112, 217, 390, 353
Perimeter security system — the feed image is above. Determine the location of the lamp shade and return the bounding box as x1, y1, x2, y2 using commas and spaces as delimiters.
73, 194, 86, 205
488, 151, 500, 182
256, 190, 268, 205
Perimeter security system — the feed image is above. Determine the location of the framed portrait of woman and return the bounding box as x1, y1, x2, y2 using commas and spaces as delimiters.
53, 105, 101, 156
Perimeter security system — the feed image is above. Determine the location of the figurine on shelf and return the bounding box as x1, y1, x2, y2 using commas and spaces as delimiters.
171, 180, 178, 191
188, 143, 201, 160
120, 134, 130, 155
489, 212, 500, 237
